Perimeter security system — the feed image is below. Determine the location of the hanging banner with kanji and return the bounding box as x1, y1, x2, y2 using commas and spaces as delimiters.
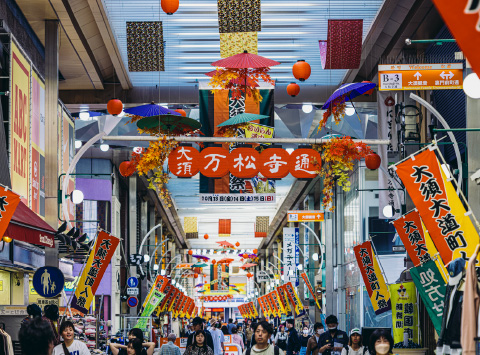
277, 285, 292, 314
410, 260, 446, 335
271, 290, 286, 315
301, 272, 321, 310
285, 282, 304, 316
393, 147, 480, 265
142, 275, 169, 309
389, 282, 419, 346
167, 287, 180, 312
0, 186, 21, 240
72, 231, 120, 314
393, 209, 447, 281
135, 290, 165, 329
354, 241, 391, 315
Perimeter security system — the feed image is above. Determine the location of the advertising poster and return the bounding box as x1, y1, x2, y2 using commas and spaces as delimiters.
10, 42, 31, 206
388, 282, 419, 345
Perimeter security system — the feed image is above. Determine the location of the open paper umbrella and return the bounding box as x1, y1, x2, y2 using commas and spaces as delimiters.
136, 114, 201, 133
192, 255, 210, 261
176, 263, 193, 269
240, 263, 257, 269
198, 290, 206, 293
195, 283, 204, 288
218, 258, 234, 264
322, 82, 377, 110
193, 262, 208, 268
229, 284, 237, 287
206, 70, 259, 87
216, 241, 235, 248
217, 112, 270, 128
233, 288, 240, 292
211, 51, 281, 69
124, 102, 180, 117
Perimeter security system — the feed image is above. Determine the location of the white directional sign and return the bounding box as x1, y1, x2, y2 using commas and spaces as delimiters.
127, 287, 139, 296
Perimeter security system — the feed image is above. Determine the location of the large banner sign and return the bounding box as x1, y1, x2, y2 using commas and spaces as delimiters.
283, 227, 299, 285
393, 147, 480, 264
136, 291, 165, 329
410, 260, 447, 335
72, 231, 120, 313
285, 282, 304, 316
0, 187, 21, 240
354, 241, 391, 315
389, 282, 419, 345
10, 42, 31, 206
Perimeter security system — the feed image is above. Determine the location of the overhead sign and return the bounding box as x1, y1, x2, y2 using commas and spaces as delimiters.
200, 193, 275, 204
287, 210, 324, 222
127, 287, 139, 295
256, 274, 270, 283
128, 254, 144, 266
283, 227, 298, 286
33, 266, 65, 298
378, 63, 463, 91
127, 277, 139, 288
244, 123, 274, 140
127, 296, 139, 308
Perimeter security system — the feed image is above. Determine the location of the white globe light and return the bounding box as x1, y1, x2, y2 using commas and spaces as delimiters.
383, 205, 395, 218
79, 111, 90, 120
441, 163, 452, 179
312, 253, 319, 261
100, 143, 109, 152
288, 270, 294, 276
160, 269, 166, 275
302, 104, 313, 113
75, 140, 83, 149
275, 279, 280, 285
172, 280, 176, 285
345, 107, 355, 116
153, 264, 159, 271
143, 254, 150, 262
71, 190, 84, 204
463, 73, 480, 99
298, 264, 303, 271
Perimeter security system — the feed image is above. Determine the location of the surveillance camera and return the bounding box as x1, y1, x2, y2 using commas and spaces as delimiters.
470, 169, 480, 185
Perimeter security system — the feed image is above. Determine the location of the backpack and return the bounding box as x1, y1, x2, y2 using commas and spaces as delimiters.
345, 347, 368, 355
246, 345, 280, 355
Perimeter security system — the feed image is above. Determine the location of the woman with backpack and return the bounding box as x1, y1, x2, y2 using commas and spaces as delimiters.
274, 325, 288, 351
341, 329, 369, 355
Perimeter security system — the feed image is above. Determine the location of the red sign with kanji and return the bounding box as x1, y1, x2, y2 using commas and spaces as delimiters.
168, 146, 200, 178
259, 148, 290, 179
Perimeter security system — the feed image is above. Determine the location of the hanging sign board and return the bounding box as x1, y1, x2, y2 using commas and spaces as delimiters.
287, 210, 324, 222
378, 63, 463, 91
389, 282, 419, 346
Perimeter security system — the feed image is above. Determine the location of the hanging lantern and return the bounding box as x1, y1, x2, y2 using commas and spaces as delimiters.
253, 249, 258, 254
292, 60, 311, 82
365, 153, 381, 170
212, 259, 217, 264
362, 81, 375, 96
161, 0, 179, 15
194, 274, 198, 278
204, 234, 209, 240
188, 250, 193, 255
107, 98, 123, 116
235, 242, 240, 247
3, 236, 12, 243
286, 82, 300, 97
119, 161, 135, 177
175, 109, 187, 117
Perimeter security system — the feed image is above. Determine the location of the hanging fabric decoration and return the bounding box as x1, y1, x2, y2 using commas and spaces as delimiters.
126, 22, 164, 72
184, 217, 198, 239
219, 219, 231, 237
388, 282, 419, 346
220, 32, 258, 58
217, 0, 261, 33
255, 216, 269, 238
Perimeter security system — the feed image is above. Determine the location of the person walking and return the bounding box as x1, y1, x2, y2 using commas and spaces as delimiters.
53, 320, 90, 355
109, 328, 156, 355
160, 334, 182, 355
286, 319, 300, 355
19, 317, 56, 355
274, 325, 288, 351
246, 322, 254, 349
187, 317, 215, 352
306, 323, 325, 355
227, 319, 236, 334
184, 330, 214, 355
243, 320, 283, 355
210, 322, 225, 355
341, 329, 369, 355
238, 325, 247, 346
299, 326, 311, 355
318, 315, 348, 355
231, 327, 245, 351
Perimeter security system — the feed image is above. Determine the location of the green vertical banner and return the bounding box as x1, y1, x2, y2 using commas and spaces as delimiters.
388, 282, 419, 346
410, 260, 447, 335
135, 291, 165, 330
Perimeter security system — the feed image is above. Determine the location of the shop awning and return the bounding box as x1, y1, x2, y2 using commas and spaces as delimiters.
5, 202, 55, 248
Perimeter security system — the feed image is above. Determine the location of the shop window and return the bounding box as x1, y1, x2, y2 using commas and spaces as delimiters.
368, 217, 397, 255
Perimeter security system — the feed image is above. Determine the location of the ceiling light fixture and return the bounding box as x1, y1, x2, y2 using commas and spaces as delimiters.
302, 104, 313, 113
463, 73, 480, 99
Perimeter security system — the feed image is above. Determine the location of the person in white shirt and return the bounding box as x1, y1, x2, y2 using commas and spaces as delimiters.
341, 329, 369, 355
53, 321, 90, 355
211, 322, 225, 355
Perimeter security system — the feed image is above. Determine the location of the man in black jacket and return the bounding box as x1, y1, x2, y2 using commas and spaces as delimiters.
186, 317, 215, 352
286, 319, 301, 355
318, 315, 348, 355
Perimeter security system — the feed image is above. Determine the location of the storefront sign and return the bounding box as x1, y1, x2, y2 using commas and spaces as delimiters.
33, 266, 65, 298
378, 64, 463, 90
171, 146, 320, 179
410, 260, 446, 335
283, 227, 298, 285
10, 42, 31, 207
71, 231, 120, 314
0, 306, 27, 315
0, 187, 21, 240
256, 274, 270, 283
354, 241, 391, 315
200, 193, 275, 204
244, 123, 274, 140
287, 211, 324, 222
389, 282, 419, 345
430, 0, 480, 76
393, 148, 480, 265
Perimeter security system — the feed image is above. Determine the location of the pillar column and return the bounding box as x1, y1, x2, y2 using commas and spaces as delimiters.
128, 177, 137, 315
44, 20, 59, 267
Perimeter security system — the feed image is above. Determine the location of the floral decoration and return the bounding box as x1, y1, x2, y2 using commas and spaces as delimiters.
209, 67, 274, 103
314, 136, 373, 211
318, 95, 347, 131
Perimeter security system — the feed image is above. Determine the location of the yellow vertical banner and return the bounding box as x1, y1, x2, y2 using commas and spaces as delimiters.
10, 42, 31, 206
388, 282, 419, 346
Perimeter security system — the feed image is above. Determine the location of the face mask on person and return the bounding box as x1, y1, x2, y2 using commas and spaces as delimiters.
375, 344, 390, 355
303, 330, 309, 335
328, 327, 337, 332
317, 329, 324, 335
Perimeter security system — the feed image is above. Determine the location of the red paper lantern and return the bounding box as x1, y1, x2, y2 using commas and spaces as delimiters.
169, 146, 201, 177
194, 274, 198, 278
161, 0, 179, 15
362, 81, 375, 96
289, 148, 321, 178
253, 249, 258, 254
365, 153, 381, 170
228, 147, 260, 178
204, 234, 209, 239
175, 109, 187, 117
258, 148, 290, 179
212, 259, 216, 264
200, 147, 230, 177
235, 242, 240, 247
107, 98, 123, 116
292, 60, 311, 82
286, 82, 300, 97
188, 250, 193, 255
119, 161, 135, 177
